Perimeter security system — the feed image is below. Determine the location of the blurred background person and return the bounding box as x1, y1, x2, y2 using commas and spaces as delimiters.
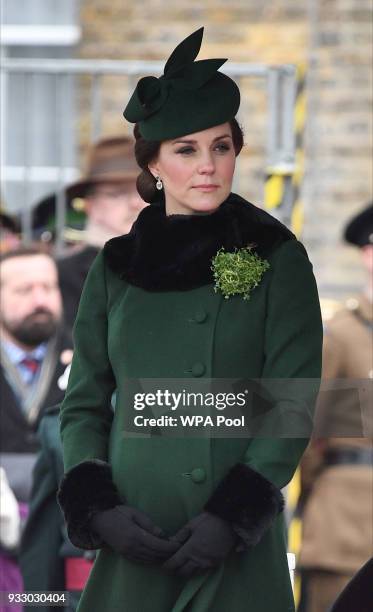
0, 209, 21, 254
0, 468, 20, 552
20, 401, 96, 612
0, 467, 21, 612
298, 203, 373, 612
0, 247, 72, 599
330, 557, 373, 612
32, 136, 147, 329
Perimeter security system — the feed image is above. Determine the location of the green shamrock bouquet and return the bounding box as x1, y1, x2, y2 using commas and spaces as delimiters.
211, 247, 270, 300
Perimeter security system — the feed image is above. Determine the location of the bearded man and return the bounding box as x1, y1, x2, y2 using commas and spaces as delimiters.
0, 246, 71, 603
0, 246, 71, 477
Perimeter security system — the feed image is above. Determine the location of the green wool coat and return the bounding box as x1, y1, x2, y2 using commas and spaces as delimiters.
60, 208, 322, 612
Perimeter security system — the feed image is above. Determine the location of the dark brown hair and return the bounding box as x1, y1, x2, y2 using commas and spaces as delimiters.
134, 118, 244, 203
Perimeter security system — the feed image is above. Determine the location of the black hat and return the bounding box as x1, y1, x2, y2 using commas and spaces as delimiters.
0, 210, 20, 234
123, 27, 240, 141
344, 203, 373, 247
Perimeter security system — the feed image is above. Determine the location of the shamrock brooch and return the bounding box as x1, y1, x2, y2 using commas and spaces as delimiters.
211, 246, 270, 300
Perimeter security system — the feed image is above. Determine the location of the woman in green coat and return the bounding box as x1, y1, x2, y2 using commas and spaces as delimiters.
58, 28, 322, 612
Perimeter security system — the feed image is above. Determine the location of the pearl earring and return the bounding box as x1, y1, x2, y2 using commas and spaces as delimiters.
156, 176, 163, 190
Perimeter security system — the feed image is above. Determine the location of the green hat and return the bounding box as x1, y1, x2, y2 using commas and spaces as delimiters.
123, 27, 240, 141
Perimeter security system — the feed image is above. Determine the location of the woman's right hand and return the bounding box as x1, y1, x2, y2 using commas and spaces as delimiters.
90, 505, 180, 564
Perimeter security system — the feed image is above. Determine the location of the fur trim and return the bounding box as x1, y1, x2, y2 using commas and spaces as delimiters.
57, 459, 123, 550
103, 193, 294, 291
204, 462, 284, 547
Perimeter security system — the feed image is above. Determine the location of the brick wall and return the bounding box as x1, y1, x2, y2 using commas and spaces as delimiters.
78, 0, 372, 298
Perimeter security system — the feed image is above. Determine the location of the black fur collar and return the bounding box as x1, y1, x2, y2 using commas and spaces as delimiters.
103, 192, 295, 291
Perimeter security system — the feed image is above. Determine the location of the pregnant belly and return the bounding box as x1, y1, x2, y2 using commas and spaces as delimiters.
108, 434, 213, 534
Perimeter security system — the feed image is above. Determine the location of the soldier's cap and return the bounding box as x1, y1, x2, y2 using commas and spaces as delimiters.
32, 136, 139, 238
344, 202, 373, 247
123, 27, 240, 141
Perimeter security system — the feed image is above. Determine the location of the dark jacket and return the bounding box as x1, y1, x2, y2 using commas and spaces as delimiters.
0, 328, 72, 455
57, 245, 98, 330
0, 327, 72, 502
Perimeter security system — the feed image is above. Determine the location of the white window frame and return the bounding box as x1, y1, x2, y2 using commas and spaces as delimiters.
1, 23, 81, 206
0, 24, 81, 46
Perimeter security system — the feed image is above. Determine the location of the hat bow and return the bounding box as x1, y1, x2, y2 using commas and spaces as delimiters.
125, 27, 227, 123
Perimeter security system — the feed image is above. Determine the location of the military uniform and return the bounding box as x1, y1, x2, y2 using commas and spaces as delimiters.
299, 203, 373, 612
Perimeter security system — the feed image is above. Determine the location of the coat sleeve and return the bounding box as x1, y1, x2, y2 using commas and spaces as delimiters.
205, 239, 323, 546
57, 251, 122, 549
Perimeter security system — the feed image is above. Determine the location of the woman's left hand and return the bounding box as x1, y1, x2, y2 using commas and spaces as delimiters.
162, 512, 237, 577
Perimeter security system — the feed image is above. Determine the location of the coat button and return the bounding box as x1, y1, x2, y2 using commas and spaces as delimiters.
191, 468, 206, 483
194, 309, 207, 323
191, 362, 205, 377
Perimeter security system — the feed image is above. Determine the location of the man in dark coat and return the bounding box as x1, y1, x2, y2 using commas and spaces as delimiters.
32, 136, 147, 329
0, 246, 72, 598
0, 246, 69, 469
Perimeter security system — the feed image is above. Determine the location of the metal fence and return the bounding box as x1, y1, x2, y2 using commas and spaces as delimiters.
1, 57, 298, 252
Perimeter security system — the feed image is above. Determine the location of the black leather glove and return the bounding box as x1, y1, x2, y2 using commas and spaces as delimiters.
162, 512, 237, 577
90, 505, 180, 564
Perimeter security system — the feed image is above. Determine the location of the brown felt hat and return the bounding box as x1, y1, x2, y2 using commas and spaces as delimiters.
65, 136, 138, 201
32, 136, 138, 232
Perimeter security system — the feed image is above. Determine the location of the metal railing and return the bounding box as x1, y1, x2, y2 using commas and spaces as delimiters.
1, 57, 298, 252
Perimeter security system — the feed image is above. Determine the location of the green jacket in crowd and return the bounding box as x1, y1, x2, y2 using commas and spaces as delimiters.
20, 406, 93, 612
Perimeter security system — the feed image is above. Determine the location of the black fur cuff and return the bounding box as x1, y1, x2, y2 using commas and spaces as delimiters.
57, 460, 123, 550
204, 463, 284, 548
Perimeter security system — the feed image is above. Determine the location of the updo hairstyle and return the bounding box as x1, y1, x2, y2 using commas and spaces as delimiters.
134, 119, 244, 203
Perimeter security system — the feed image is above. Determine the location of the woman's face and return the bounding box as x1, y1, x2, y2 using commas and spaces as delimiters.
149, 122, 237, 215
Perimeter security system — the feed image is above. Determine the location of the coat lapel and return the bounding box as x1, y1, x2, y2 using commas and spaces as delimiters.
0, 334, 60, 426
25, 335, 59, 424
